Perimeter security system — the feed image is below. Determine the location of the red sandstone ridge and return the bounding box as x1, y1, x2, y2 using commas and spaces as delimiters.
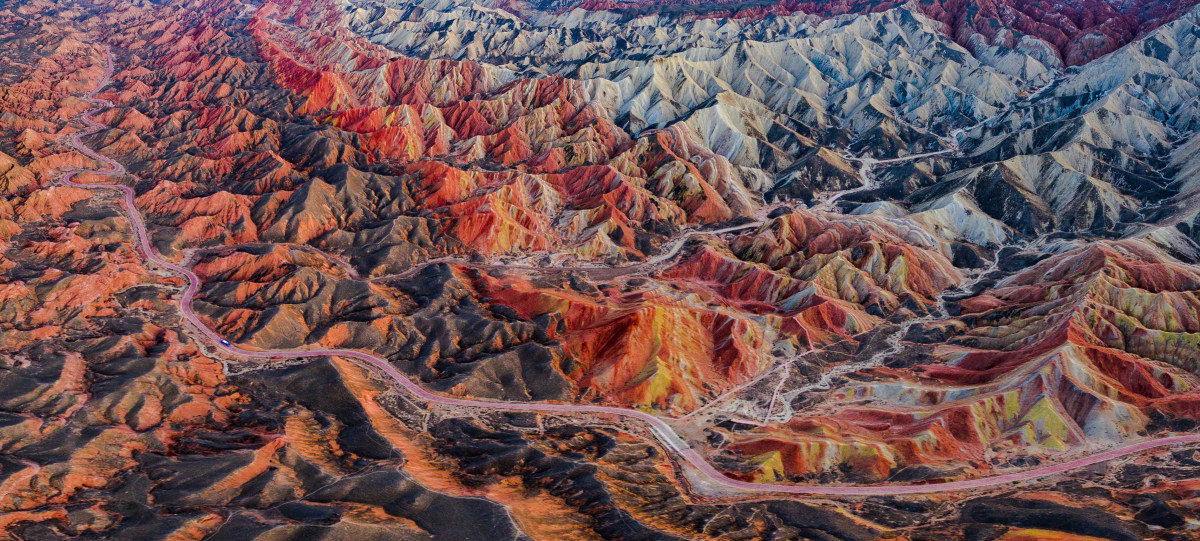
724, 239, 1200, 484
6, 0, 1200, 537
470, 207, 961, 411
86, 0, 768, 264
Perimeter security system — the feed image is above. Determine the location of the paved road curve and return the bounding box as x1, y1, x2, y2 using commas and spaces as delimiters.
61, 44, 1200, 497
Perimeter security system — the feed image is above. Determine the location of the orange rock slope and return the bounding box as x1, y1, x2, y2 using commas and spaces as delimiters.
67, 0, 1200, 489
2, 0, 1200, 538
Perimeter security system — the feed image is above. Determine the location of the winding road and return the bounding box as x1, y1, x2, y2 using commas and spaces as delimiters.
59, 44, 1200, 497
